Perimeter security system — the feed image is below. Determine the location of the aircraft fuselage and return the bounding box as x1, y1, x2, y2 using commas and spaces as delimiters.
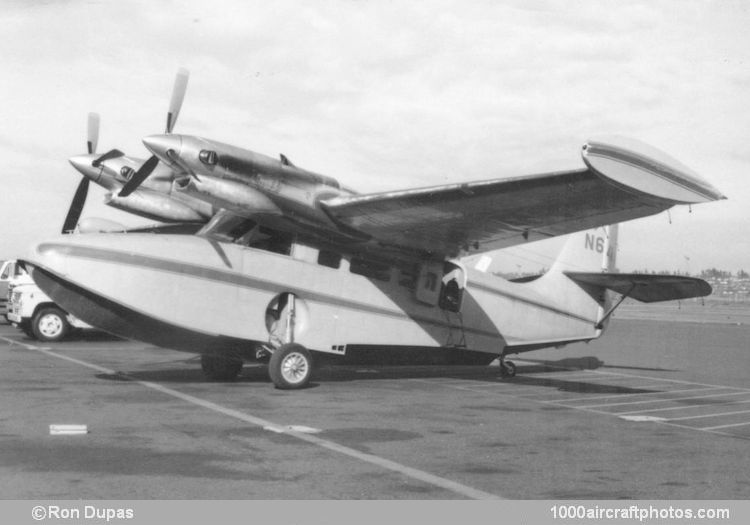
25, 231, 606, 362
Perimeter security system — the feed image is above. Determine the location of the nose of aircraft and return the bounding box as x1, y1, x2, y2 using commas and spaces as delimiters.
68, 154, 101, 180
142, 134, 182, 165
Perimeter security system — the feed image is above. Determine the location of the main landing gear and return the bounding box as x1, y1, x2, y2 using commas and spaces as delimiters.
499, 355, 517, 377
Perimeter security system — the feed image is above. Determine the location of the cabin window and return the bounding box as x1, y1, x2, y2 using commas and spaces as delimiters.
397, 265, 418, 290
350, 257, 391, 282
120, 166, 135, 180
199, 150, 218, 165
236, 223, 293, 256
250, 227, 293, 255
317, 250, 341, 269
0, 264, 10, 280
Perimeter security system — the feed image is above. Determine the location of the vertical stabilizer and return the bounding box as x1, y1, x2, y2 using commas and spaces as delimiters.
547, 225, 616, 275
527, 224, 621, 339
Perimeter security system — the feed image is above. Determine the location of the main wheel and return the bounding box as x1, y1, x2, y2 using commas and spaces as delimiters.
201, 354, 243, 381
31, 307, 70, 342
268, 343, 313, 390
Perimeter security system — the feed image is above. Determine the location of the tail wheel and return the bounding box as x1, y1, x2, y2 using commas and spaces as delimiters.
31, 306, 70, 342
500, 360, 517, 377
268, 343, 313, 390
200, 354, 243, 381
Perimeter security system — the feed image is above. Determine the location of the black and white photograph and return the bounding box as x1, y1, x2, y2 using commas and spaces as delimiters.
0, 0, 748, 520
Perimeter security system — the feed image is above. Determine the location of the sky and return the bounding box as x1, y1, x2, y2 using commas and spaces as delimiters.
0, 0, 748, 274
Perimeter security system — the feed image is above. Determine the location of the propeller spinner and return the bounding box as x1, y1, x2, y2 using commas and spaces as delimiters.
62, 112, 100, 233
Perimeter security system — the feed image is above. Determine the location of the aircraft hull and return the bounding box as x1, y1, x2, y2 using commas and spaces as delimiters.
24, 233, 605, 359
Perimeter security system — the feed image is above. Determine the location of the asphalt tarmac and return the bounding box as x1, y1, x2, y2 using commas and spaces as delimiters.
1, 306, 748, 500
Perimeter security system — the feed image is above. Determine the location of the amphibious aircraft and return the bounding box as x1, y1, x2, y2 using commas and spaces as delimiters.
63, 69, 215, 233
24, 71, 725, 389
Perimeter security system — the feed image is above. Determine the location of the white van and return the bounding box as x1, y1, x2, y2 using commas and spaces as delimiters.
6, 268, 92, 342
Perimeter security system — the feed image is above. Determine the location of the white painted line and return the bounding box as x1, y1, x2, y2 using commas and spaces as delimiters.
30, 346, 502, 500
0, 334, 48, 350
700, 420, 750, 431
50, 424, 88, 435
619, 415, 667, 422
410, 364, 750, 441
579, 389, 746, 409
615, 397, 750, 415
668, 409, 750, 421
264, 425, 322, 434
553, 386, 721, 404
584, 368, 750, 394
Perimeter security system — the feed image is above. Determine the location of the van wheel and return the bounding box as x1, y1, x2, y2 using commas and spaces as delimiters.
268, 343, 313, 390
19, 322, 35, 338
31, 307, 70, 342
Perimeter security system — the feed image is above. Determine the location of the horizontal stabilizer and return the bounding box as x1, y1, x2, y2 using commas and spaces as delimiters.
565, 272, 712, 303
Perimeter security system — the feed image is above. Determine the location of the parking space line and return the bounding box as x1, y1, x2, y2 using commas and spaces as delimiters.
668, 409, 750, 421
584, 369, 750, 393
26, 344, 502, 500
700, 421, 750, 431
554, 386, 721, 404
579, 389, 747, 409
615, 397, 750, 415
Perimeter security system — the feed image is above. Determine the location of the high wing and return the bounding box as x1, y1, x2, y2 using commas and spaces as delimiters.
565, 272, 712, 302
321, 137, 725, 259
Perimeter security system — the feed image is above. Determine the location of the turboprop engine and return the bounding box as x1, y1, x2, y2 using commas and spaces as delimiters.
104, 190, 206, 223
175, 175, 282, 217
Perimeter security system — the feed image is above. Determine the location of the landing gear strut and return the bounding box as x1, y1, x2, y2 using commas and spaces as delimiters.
499, 355, 516, 377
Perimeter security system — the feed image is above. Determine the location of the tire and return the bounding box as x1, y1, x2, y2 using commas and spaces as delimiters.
19, 322, 34, 338
31, 307, 70, 342
501, 360, 517, 377
268, 343, 313, 390
200, 354, 243, 381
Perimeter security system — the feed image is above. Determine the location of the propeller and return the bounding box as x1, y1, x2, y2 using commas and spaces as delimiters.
62, 112, 100, 233
119, 68, 189, 197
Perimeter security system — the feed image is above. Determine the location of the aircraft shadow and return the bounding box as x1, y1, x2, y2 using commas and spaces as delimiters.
518, 356, 679, 373
95, 365, 273, 385
92, 356, 670, 396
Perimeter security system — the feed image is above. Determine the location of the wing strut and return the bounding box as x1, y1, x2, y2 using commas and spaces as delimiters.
595, 283, 636, 330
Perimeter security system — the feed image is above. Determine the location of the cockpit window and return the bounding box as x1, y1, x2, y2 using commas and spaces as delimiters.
199, 150, 218, 166
120, 166, 135, 180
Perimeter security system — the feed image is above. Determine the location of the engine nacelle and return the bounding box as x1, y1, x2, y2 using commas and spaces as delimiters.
105, 191, 206, 223
175, 175, 282, 217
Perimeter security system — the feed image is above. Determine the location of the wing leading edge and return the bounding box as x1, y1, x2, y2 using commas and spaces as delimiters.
321, 136, 724, 259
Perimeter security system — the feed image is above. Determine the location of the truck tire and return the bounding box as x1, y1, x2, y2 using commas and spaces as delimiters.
31, 306, 71, 342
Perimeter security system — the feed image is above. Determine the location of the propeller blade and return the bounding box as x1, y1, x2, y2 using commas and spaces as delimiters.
91, 148, 125, 168
165, 68, 189, 133
62, 177, 90, 233
87, 112, 100, 154
118, 155, 159, 197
